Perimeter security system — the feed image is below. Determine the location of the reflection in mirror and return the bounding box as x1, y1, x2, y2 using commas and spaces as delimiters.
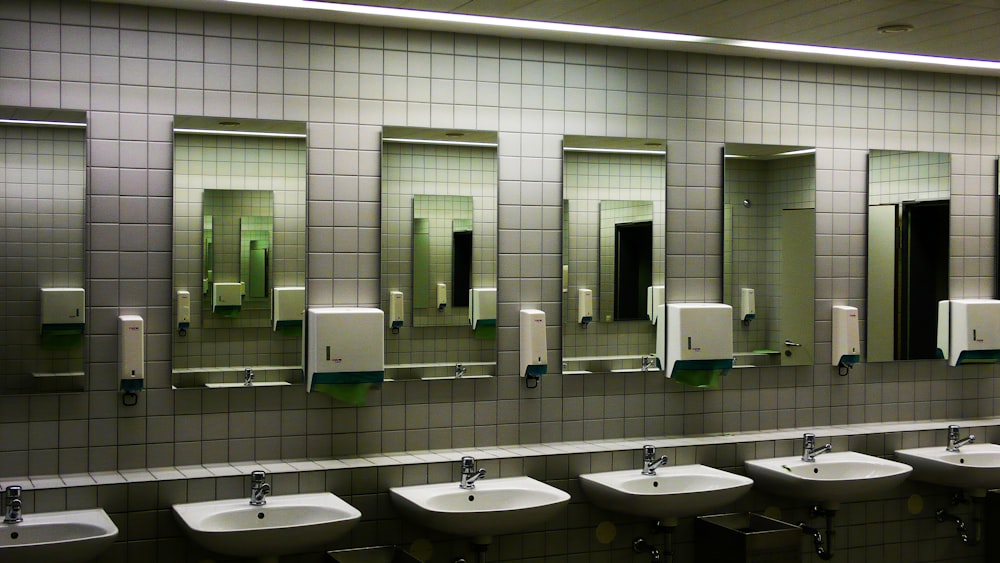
867, 150, 950, 361
172, 117, 307, 388
723, 144, 816, 368
561, 136, 666, 374
0, 107, 87, 394
380, 127, 498, 380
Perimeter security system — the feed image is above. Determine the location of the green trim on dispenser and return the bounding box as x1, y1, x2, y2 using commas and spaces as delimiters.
838, 354, 861, 367
214, 305, 241, 317
274, 319, 302, 330
473, 321, 496, 340
669, 359, 733, 389
525, 364, 547, 377
120, 379, 144, 393
311, 371, 385, 386
955, 350, 1000, 365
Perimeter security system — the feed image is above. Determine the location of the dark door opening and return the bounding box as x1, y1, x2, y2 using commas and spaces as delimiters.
899, 200, 949, 359
452, 230, 472, 307
614, 221, 653, 321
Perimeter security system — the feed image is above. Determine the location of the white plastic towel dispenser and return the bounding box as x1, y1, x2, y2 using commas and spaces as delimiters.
647, 285, 665, 325
937, 299, 1000, 367
656, 303, 733, 388
305, 307, 384, 390
40, 288, 85, 334
272, 286, 305, 330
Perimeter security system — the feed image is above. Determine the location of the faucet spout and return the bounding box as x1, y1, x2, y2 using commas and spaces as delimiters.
244, 368, 255, 386
802, 433, 833, 462
947, 424, 975, 452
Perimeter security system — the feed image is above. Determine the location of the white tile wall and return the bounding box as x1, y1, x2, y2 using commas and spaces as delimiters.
0, 0, 998, 561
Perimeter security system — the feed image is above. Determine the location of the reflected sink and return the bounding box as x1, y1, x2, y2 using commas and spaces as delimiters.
389, 476, 570, 544
895, 443, 1000, 495
0, 508, 118, 563
172, 492, 361, 559
746, 451, 912, 509
579, 464, 754, 525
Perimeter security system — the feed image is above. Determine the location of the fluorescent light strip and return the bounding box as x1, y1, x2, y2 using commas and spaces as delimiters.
382, 137, 498, 147
774, 148, 817, 157
0, 118, 87, 128
173, 127, 307, 138
563, 147, 665, 155
227, 0, 1000, 71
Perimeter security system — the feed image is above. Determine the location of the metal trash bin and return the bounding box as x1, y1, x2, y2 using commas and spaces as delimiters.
328, 546, 421, 563
695, 513, 802, 563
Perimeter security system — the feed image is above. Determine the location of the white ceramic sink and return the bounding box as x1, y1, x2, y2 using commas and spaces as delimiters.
389, 476, 570, 544
895, 443, 1000, 495
746, 451, 912, 509
0, 508, 118, 563
172, 492, 361, 559
579, 464, 754, 525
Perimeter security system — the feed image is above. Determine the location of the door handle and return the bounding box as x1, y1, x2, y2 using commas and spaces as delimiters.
784, 340, 802, 347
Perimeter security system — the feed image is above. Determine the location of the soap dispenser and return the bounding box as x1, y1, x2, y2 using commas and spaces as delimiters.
520, 309, 547, 387
832, 305, 860, 375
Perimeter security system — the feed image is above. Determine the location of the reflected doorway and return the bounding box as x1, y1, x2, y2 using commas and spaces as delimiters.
901, 200, 949, 359
614, 221, 653, 321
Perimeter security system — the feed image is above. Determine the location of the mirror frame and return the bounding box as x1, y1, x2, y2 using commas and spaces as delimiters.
723, 143, 817, 368
170, 116, 308, 388
379, 126, 499, 380
0, 106, 88, 394
560, 135, 667, 375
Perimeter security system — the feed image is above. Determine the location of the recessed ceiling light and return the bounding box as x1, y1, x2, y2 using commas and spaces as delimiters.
877, 24, 914, 34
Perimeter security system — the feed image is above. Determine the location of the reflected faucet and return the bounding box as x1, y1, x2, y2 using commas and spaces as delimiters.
455, 363, 467, 378
459, 456, 486, 489
946, 424, 975, 452
3, 485, 23, 523
801, 433, 833, 462
641, 355, 655, 372
249, 470, 271, 506
641, 445, 669, 476
244, 368, 255, 386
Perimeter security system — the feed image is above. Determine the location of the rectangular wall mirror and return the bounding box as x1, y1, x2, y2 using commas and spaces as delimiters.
867, 150, 951, 362
0, 107, 88, 394
561, 135, 666, 374
723, 143, 816, 368
171, 116, 307, 388
380, 127, 498, 380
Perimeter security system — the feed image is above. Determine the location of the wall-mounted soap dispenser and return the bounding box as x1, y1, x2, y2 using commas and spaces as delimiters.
176, 290, 190, 335
740, 288, 756, 327
578, 288, 593, 327
436, 283, 447, 311
832, 305, 860, 375
389, 291, 405, 333
119, 314, 144, 404
937, 299, 1000, 367
520, 309, 547, 387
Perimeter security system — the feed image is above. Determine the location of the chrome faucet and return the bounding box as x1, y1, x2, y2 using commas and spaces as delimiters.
946, 424, 975, 452
459, 456, 486, 489
641, 355, 654, 372
3, 485, 23, 523
249, 470, 270, 506
641, 445, 669, 475
244, 368, 255, 386
801, 433, 833, 462
455, 363, 467, 378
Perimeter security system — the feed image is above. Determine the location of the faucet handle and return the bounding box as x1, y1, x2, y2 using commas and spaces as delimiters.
642, 444, 656, 460
251, 470, 266, 484
461, 456, 475, 471
5, 485, 20, 498
803, 432, 816, 445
